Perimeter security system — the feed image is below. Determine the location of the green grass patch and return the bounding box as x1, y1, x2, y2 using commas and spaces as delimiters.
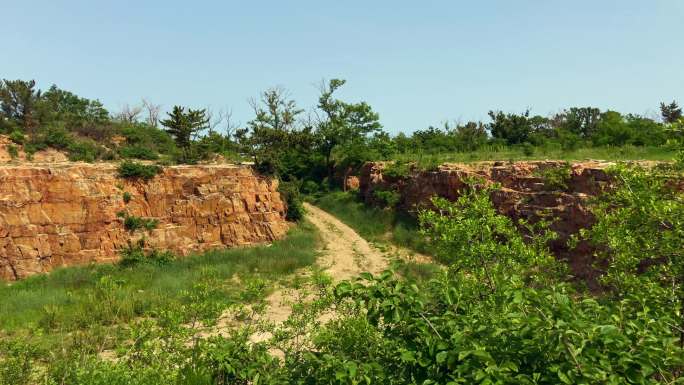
393, 145, 676, 165
0, 222, 319, 339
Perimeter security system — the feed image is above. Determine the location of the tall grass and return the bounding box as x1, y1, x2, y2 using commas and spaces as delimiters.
0, 223, 319, 336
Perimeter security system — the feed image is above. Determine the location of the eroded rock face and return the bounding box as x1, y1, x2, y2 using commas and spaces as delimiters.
0, 164, 289, 280
359, 161, 617, 286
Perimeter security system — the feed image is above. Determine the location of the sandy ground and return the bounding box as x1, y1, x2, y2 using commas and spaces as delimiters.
239, 202, 390, 343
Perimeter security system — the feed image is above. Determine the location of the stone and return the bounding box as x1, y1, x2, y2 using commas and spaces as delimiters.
0, 163, 289, 280
358, 160, 619, 287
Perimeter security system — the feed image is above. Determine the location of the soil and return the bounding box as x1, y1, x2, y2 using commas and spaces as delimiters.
247, 203, 389, 341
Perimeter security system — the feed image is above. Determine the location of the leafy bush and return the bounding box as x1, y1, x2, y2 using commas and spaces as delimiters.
42, 126, 74, 150
117, 160, 162, 181
6, 144, 18, 159
278, 180, 305, 221
373, 188, 401, 208
534, 163, 573, 190
119, 145, 159, 160
8, 130, 24, 144
307, 180, 683, 384
579, 164, 684, 337
300, 180, 321, 195
119, 246, 174, 267
66, 139, 102, 162
119, 122, 177, 156
521, 142, 535, 156
383, 161, 411, 179
122, 191, 132, 203
123, 214, 159, 232
0, 340, 39, 385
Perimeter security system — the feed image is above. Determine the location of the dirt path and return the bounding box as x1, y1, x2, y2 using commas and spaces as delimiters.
302, 202, 388, 280
245, 203, 389, 336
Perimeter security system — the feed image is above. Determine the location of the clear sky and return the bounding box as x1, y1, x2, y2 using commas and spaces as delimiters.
2, 0, 683, 134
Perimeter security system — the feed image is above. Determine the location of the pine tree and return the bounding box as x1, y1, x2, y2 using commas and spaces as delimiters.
660, 100, 682, 123
160, 105, 208, 162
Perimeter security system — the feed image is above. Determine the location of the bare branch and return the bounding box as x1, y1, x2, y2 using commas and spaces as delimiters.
117, 103, 143, 123
142, 98, 161, 127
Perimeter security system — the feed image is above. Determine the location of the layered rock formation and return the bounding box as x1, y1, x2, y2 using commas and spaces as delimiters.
359, 161, 616, 285
0, 164, 289, 280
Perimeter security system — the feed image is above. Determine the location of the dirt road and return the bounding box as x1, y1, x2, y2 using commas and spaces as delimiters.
250, 202, 388, 331
302, 202, 388, 280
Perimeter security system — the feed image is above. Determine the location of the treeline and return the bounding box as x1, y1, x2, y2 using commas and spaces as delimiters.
1, 78, 682, 177
398, 103, 681, 154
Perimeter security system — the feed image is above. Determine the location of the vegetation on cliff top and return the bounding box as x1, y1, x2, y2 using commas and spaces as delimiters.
1, 78, 682, 180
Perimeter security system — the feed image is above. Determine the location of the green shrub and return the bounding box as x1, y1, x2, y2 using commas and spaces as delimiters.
119, 246, 174, 267
6, 144, 18, 159
8, 130, 25, 144
119, 122, 177, 156
67, 139, 102, 162
300, 180, 321, 195
383, 161, 411, 179
117, 160, 162, 181
278, 180, 305, 221
122, 192, 132, 203
0, 340, 39, 385
534, 162, 572, 190
123, 214, 159, 232
119, 145, 159, 160
521, 142, 535, 156
42, 127, 74, 150
373, 188, 401, 208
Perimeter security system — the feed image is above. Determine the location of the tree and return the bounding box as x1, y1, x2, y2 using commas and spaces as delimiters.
660, 100, 682, 124
592, 110, 631, 146
40, 85, 111, 140
142, 99, 161, 127
237, 87, 303, 174
160, 105, 208, 161
553, 107, 601, 138
316, 79, 382, 181
453, 121, 488, 151
487, 110, 534, 145
0, 79, 41, 133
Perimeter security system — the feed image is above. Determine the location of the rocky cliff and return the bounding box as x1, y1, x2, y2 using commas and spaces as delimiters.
360, 161, 617, 285
0, 164, 289, 280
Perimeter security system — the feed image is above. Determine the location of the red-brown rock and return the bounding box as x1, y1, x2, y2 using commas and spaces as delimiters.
359, 161, 617, 286
0, 164, 289, 280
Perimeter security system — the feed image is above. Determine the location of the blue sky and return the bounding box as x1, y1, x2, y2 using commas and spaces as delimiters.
2, 1, 683, 134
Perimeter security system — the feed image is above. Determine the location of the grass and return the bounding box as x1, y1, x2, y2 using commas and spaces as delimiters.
392, 145, 676, 167
0, 222, 319, 342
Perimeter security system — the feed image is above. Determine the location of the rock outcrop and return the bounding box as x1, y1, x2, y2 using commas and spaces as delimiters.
359, 161, 617, 285
0, 164, 289, 280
